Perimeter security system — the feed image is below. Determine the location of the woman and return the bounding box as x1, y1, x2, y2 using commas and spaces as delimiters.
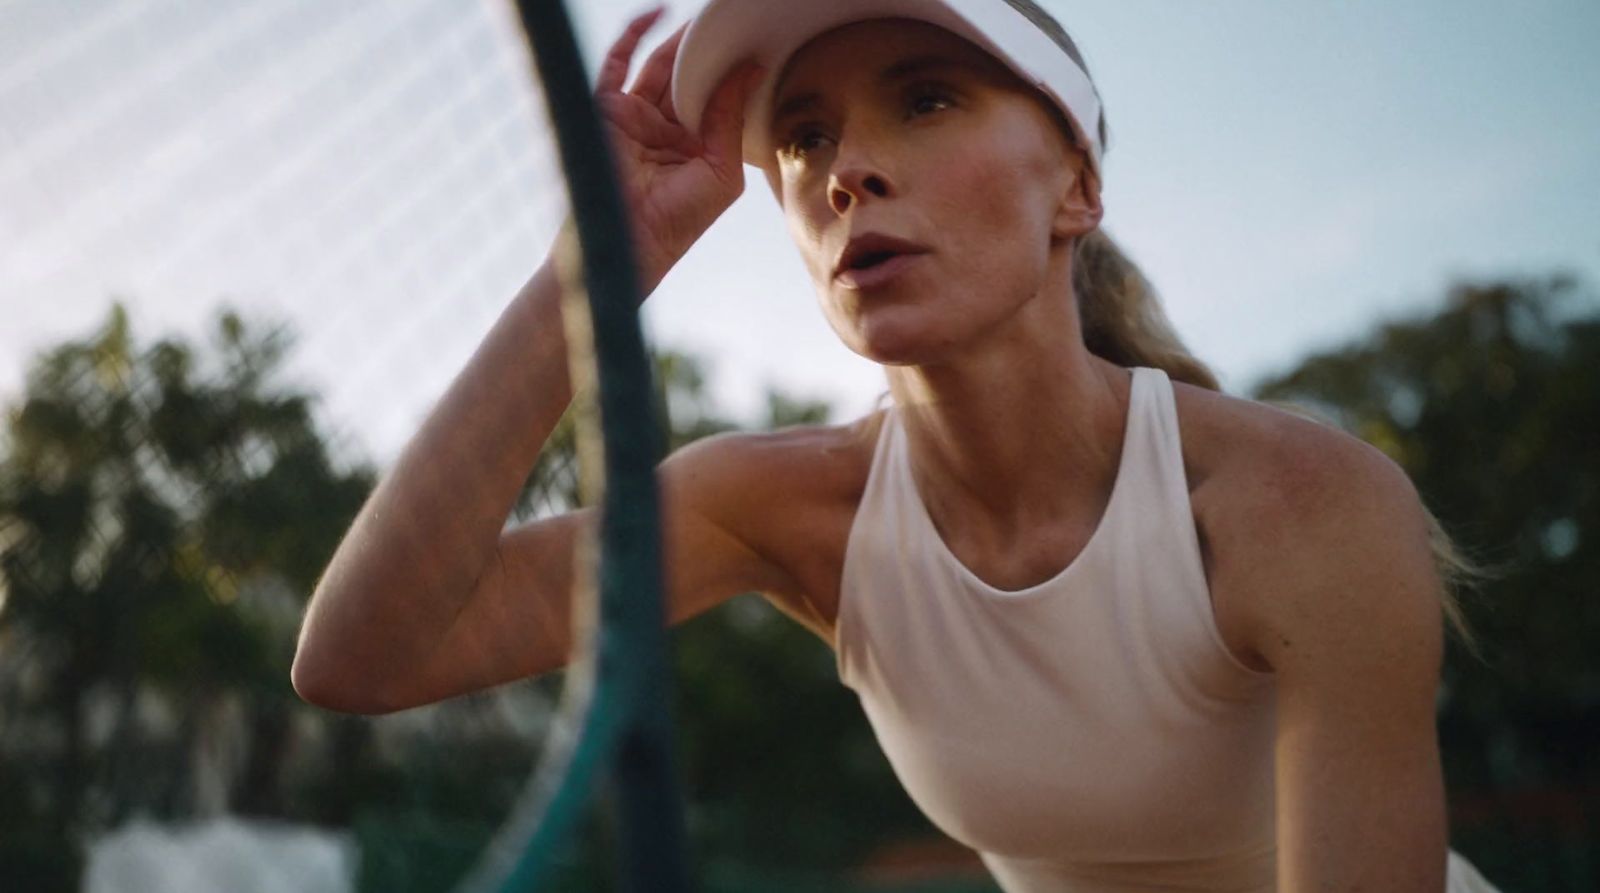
293, 1, 1502, 890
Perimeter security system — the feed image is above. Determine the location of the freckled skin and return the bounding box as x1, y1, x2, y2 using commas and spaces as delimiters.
763, 20, 1091, 367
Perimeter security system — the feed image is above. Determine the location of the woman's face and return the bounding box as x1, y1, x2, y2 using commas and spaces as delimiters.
766, 19, 1101, 366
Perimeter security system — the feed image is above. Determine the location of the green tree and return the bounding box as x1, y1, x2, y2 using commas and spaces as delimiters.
0, 304, 375, 883
0, 302, 922, 892
1253, 274, 1600, 891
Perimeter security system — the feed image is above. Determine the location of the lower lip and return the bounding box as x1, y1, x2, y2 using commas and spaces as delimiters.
834, 253, 926, 289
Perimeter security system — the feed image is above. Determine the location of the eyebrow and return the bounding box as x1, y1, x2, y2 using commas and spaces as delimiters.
770, 54, 982, 126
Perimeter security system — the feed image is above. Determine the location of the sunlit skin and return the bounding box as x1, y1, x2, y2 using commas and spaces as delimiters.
765, 19, 1129, 567
770, 19, 1092, 367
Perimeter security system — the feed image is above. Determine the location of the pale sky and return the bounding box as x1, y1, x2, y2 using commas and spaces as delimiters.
3, 0, 1597, 467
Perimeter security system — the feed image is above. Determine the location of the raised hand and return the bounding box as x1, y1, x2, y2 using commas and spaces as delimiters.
592, 6, 763, 295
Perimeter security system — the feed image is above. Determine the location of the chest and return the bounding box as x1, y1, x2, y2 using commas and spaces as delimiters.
861, 668, 1279, 862
831, 498, 1280, 863
779, 483, 1265, 675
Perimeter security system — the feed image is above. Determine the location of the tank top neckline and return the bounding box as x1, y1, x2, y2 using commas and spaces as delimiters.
888, 366, 1146, 600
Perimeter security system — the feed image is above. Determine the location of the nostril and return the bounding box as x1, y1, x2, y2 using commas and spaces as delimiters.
830, 172, 890, 213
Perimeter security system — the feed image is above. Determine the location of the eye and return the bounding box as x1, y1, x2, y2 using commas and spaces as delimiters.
906, 83, 955, 117
779, 125, 832, 160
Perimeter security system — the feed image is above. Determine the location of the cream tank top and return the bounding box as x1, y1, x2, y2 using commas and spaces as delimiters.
833, 366, 1500, 893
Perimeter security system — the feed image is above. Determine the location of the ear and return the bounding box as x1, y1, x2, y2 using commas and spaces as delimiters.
1052, 153, 1103, 240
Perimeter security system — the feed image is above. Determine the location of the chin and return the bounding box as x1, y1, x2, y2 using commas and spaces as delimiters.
818, 285, 975, 366
845, 316, 953, 367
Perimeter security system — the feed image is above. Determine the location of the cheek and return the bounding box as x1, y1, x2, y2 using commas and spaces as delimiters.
948, 138, 1057, 258
928, 176, 1049, 313
924, 144, 1056, 312
783, 189, 835, 285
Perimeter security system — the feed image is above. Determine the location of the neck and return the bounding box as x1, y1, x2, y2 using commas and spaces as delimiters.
885, 288, 1132, 532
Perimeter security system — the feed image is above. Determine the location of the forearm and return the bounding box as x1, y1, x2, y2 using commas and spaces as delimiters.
293, 255, 575, 697
294, 0, 753, 704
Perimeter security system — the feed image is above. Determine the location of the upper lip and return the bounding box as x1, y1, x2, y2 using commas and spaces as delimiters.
833, 233, 930, 278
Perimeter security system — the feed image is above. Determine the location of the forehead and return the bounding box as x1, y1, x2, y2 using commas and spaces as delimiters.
771, 19, 1013, 111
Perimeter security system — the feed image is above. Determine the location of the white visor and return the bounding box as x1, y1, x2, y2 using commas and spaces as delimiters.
670, 0, 1105, 178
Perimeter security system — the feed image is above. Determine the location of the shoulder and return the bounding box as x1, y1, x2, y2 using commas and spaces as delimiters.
662, 410, 882, 513
1164, 377, 1404, 496
1174, 381, 1423, 535
661, 411, 885, 633
1168, 380, 1440, 674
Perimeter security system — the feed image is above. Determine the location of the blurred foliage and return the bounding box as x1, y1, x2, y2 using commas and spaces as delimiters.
3, 272, 1595, 892
0, 302, 934, 891
1253, 274, 1600, 890
0, 304, 376, 887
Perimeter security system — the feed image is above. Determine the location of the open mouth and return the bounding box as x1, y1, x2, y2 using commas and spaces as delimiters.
834, 234, 930, 284
850, 250, 900, 270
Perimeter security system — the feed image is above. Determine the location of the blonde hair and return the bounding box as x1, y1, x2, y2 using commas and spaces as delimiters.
1070, 228, 1485, 656
1072, 230, 1221, 391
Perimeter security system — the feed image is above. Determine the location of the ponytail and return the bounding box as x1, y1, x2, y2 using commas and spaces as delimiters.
1072, 227, 1485, 656
1072, 228, 1221, 391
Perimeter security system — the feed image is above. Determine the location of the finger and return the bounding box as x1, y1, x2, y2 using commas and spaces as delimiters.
700, 61, 764, 171
629, 22, 687, 110
595, 5, 667, 96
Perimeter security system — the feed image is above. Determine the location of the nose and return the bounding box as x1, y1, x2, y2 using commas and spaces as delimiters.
828, 150, 893, 215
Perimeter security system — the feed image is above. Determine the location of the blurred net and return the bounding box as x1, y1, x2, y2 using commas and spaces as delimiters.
2, 0, 567, 472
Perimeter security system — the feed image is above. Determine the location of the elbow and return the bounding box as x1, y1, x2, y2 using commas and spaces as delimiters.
292, 580, 421, 715
291, 644, 408, 716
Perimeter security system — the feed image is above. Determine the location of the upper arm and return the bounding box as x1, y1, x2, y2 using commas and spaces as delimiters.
1229, 430, 1449, 891
657, 432, 810, 624
402, 431, 808, 708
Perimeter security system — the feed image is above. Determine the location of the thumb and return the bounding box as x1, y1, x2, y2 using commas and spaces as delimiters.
700, 62, 763, 172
